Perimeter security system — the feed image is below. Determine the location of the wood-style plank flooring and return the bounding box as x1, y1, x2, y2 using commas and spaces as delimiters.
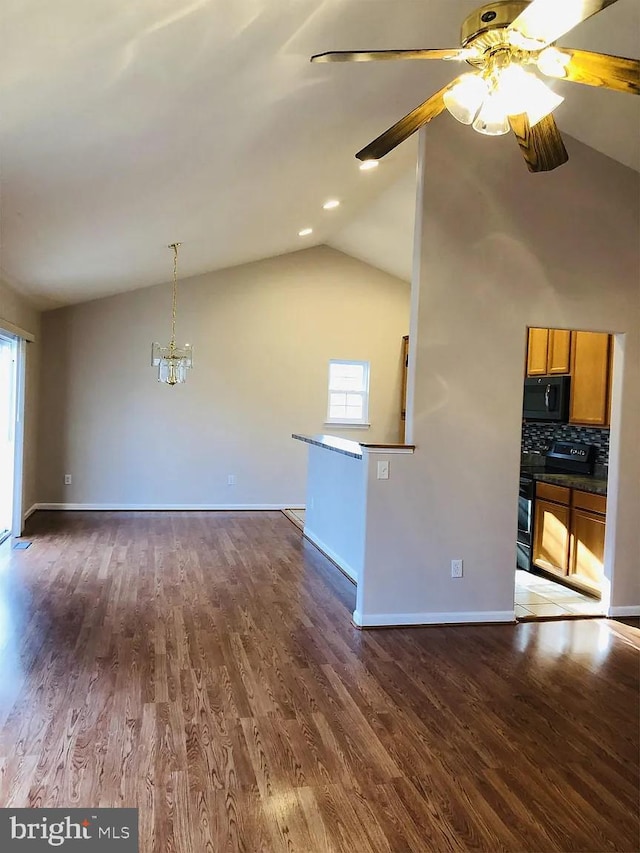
0, 510, 638, 852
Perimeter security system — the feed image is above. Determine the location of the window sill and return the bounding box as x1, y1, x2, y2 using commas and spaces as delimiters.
324, 422, 371, 430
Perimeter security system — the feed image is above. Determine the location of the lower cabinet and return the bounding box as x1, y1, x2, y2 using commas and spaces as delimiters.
532, 498, 570, 577
532, 483, 606, 595
569, 507, 606, 592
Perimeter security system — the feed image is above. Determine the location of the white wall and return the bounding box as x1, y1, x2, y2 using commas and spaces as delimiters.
37, 246, 410, 507
358, 122, 640, 622
304, 443, 366, 583
0, 278, 40, 516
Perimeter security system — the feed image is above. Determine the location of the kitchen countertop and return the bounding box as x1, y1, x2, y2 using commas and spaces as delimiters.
520, 451, 608, 496
292, 433, 415, 459
530, 472, 608, 496
292, 433, 363, 459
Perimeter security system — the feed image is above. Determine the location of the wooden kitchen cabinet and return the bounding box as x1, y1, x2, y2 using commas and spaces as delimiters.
525, 327, 612, 424
532, 484, 606, 596
547, 329, 572, 374
569, 331, 611, 426
526, 327, 571, 376
569, 507, 606, 594
532, 496, 570, 577
527, 328, 550, 376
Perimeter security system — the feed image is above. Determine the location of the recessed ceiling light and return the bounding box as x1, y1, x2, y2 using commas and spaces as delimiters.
323, 199, 340, 210
298, 228, 313, 237
359, 159, 379, 171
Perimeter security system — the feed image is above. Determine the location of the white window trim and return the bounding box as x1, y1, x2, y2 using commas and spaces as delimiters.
323, 422, 371, 430
326, 359, 370, 427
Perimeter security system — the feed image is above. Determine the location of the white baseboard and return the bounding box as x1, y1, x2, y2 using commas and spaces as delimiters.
608, 605, 640, 617
303, 528, 358, 584
32, 503, 293, 512
352, 609, 516, 628
23, 504, 38, 521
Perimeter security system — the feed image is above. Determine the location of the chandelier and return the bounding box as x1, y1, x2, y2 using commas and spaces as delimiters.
151, 242, 193, 385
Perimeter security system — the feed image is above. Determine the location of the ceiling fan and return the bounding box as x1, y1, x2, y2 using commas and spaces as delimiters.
311, 0, 640, 172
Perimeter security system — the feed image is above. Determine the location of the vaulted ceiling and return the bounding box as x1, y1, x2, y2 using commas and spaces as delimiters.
1, 0, 638, 307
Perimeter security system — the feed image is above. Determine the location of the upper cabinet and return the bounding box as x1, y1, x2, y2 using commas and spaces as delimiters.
547, 329, 572, 374
569, 331, 611, 426
527, 328, 549, 376
525, 328, 611, 426
526, 328, 571, 376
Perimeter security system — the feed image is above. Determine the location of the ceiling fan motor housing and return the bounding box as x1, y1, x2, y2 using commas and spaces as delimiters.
462, 1, 530, 57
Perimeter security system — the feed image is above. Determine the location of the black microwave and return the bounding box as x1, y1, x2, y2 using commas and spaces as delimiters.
523, 375, 570, 421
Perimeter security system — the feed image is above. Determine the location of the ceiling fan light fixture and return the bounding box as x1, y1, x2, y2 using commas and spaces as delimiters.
443, 72, 489, 124
496, 64, 564, 126
537, 46, 571, 78
523, 79, 565, 127
506, 28, 546, 53
472, 91, 511, 136
468, 64, 564, 135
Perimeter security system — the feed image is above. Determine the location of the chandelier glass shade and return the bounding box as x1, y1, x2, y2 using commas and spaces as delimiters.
151, 242, 193, 385
444, 61, 564, 136
151, 341, 193, 385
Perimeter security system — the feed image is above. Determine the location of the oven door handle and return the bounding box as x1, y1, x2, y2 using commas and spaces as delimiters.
544, 384, 551, 411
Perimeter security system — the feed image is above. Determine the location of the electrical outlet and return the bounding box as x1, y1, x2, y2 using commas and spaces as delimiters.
227, 474, 236, 486
451, 559, 463, 578
64, 474, 72, 485
377, 460, 389, 480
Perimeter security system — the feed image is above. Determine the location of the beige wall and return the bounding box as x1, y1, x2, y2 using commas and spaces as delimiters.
37, 246, 410, 506
0, 278, 41, 516
358, 123, 639, 621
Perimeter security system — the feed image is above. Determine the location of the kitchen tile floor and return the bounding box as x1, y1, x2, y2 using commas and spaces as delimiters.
282, 508, 306, 529
515, 569, 604, 620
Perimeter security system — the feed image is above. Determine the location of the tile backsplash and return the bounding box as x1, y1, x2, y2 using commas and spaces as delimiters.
521, 422, 610, 464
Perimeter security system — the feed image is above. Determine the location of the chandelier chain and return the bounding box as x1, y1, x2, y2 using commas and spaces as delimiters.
169, 242, 181, 352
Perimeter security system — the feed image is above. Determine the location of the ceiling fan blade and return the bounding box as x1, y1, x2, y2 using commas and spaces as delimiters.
509, 113, 569, 172
509, 0, 620, 49
543, 49, 640, 95
311, 48, 467, 63
355, 80, 455, 161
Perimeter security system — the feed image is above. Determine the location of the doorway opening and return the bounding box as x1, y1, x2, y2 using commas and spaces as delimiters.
0, 335, 18, 544
516, 326, 612, 620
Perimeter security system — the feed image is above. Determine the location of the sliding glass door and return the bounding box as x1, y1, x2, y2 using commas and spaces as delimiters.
0, 335, 17, 543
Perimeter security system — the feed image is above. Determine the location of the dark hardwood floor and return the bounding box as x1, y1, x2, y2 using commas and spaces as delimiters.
0, 510, 638, 852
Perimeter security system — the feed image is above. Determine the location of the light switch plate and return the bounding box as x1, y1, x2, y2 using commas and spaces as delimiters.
377, 461, 389, 480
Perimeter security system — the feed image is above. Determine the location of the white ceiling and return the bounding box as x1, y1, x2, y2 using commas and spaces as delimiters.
330, 165, 418, 284
0, 0, 638, 307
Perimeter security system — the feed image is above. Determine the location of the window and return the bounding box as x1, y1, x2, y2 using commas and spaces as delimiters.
326, 359, 370, 425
